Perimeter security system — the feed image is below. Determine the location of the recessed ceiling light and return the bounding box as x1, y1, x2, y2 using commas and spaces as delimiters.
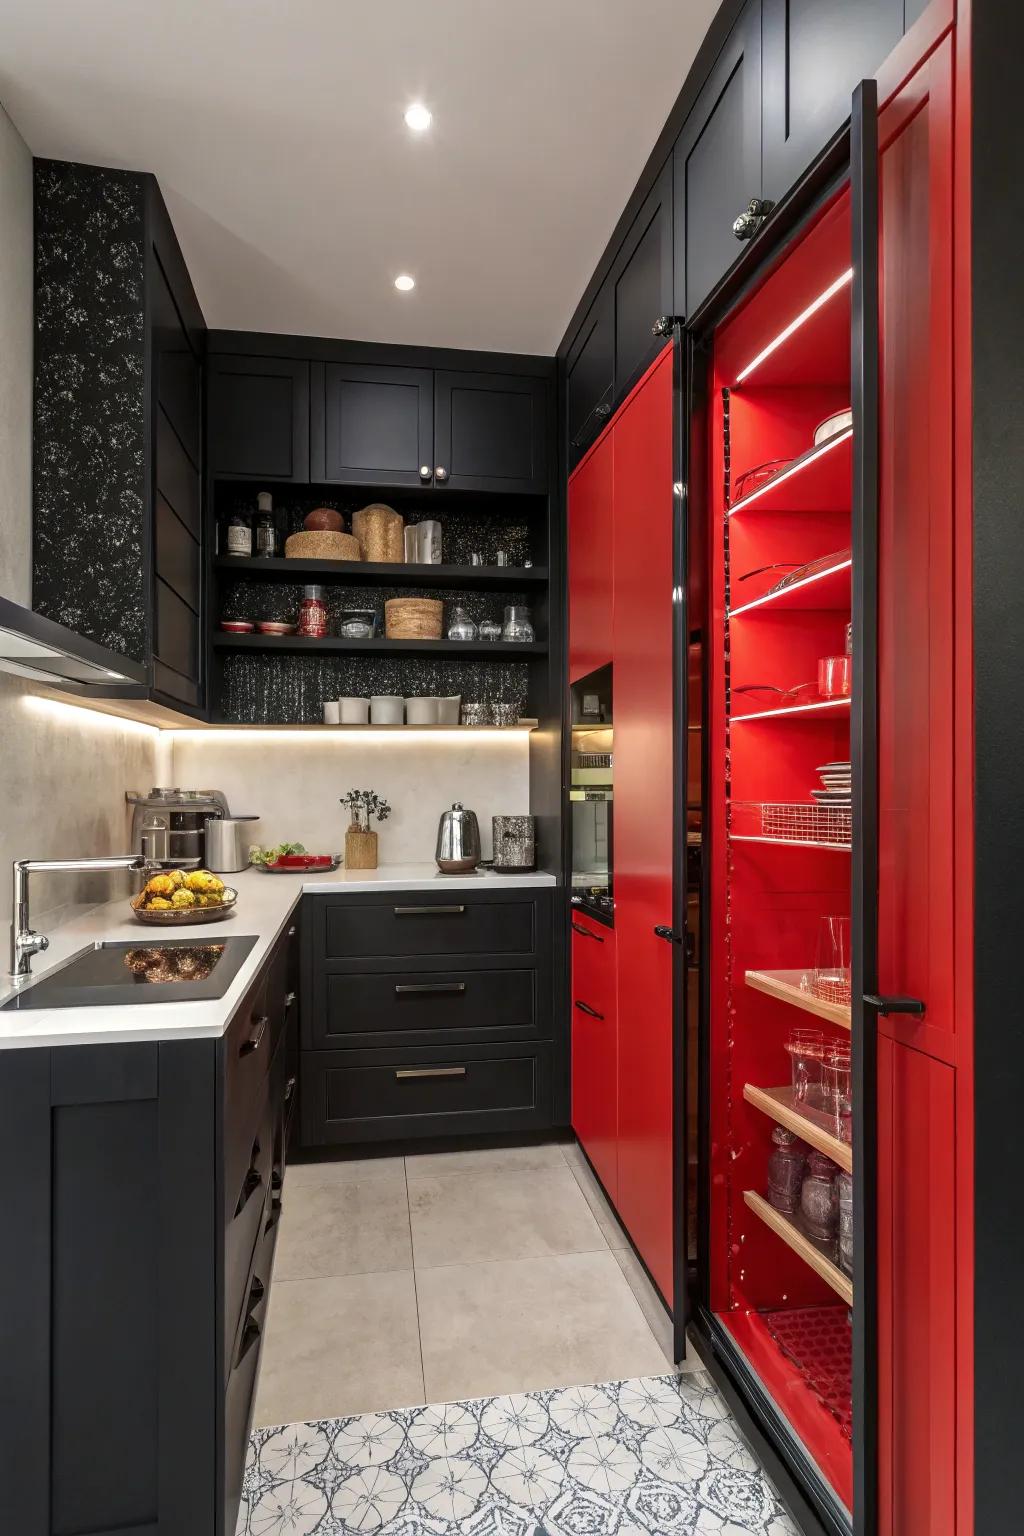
394, 274, 415, 292
404, 103, 432, 132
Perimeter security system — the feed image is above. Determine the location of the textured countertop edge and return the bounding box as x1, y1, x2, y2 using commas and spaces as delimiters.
0, 864, 559, 1050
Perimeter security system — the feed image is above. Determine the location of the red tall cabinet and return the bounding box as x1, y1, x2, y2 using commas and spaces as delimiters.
567, 349, 676, 1303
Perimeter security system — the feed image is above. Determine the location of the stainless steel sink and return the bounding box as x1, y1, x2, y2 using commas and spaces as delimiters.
1, 935, 258, 1010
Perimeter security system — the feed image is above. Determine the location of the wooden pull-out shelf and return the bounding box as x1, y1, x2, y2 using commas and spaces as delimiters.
745, 969, 851, 1030
743, 1083, 852, 1172
744, 1190, 853, 1305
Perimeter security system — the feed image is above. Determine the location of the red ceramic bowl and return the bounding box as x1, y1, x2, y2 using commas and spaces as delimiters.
256, 621, 297, 635
220, 619, 254, 633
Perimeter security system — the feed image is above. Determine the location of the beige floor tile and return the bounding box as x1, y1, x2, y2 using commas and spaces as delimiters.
408, 1167, 606, 1268
284, 1154, 407, 1190
611, 1244, 694, 1369
404, 1141, 567, 1179
274, 1177, 413, 1281
253, 1270, 423, 1427
416, 1250, 670, 1402
561, 1142, 630, 1250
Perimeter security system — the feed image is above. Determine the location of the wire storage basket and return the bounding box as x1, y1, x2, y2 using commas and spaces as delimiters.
731, 800, 852, 849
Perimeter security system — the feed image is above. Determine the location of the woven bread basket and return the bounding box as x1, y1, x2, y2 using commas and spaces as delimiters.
353, 503, 404, 563
284, 530, 361, 562
384, 597, 443, 640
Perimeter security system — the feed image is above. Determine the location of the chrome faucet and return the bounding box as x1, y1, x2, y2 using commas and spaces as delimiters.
9, 855, 149, 980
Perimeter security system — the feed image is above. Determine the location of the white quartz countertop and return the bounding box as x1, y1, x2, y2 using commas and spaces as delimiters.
0, 864, 556, 1050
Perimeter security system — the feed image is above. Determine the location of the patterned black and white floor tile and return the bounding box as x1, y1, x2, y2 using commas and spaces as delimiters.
238, 1370, 799, 1536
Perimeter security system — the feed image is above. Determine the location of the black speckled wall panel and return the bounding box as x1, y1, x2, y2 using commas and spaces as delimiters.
33, 160, 148, 661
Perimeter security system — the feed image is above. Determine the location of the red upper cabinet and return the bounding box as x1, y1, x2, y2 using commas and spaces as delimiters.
611, 346, 675, 1302
570, 913, 618, 1201
567, 430, 614, 682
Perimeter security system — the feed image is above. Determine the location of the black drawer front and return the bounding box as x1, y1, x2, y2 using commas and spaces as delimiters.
301, 1043, 551, 1144
223, 1076, 274, 1377
323, 896, 537, 959
223, 940, 288, 1215
312, 967, 543, 1048
224, 1259, 269, 1536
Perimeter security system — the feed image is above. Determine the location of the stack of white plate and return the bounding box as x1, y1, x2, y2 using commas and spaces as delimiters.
812, 761, 852, 805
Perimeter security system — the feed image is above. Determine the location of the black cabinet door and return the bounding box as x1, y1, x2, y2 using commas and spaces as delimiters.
762, 0, 902, 199
316, 362, 434, 487
673, 0, 762, 318
566, 288, 614, 469
434, 371, 548, 493
611, 161, 673, 400
208, 355, 310, 482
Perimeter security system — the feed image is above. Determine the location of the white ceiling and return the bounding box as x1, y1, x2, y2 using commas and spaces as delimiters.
0, 0, 718, 354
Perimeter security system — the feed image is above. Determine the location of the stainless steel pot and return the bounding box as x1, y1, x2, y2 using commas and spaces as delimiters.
435, 803, 481, 874
204, 816, 260, 873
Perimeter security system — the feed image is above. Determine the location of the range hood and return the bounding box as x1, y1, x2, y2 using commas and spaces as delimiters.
0, 594, 148, 689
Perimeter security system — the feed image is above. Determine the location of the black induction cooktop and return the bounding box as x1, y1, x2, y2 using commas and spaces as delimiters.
1, 935, 258, 1010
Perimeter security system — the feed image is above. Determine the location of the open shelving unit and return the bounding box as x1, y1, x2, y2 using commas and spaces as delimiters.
215, 556, 548, 589
703, 188, 855, 1513
213, 634, 547, 658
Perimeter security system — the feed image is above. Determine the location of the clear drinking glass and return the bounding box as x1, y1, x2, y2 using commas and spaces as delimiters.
822, 1045, 853, 1143
812, 915, 852, 1007
784, 1027, 825, 1105
502, 605, 535, 642
837, 1170, 854, 1276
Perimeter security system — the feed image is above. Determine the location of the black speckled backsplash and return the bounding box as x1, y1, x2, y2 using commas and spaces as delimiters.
32, 161, 148, 661
217, 653, 530, 725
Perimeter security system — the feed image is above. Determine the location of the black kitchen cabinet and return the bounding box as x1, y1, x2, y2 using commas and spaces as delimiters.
610, 161, 673, 397
761, 0, 902, 199
33, 160, 207, 715
313, 361, 434, 487
434, 370, 548, 493
300, 887, 561, 1144
566, 288, 614, 467
1, 924, 297, 1536
208, 355, 310, 482
673, 0, 762, 318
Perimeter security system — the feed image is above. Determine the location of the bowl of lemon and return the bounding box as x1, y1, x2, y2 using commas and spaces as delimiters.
130, 869, 238, 925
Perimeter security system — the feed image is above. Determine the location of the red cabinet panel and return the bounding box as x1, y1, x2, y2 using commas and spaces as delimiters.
612, 345, 675, 1302
570, 915, 618, 1201
567, 429, 614, 682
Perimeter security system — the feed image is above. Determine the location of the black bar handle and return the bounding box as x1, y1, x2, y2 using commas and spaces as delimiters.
239, 1014, 269, 1056
394, 982, 466, 995
571, 920, 605, 942
654, 924, 682, 944
574, 1000, 604, 1020
863, 994, 925, 1018
394, 904, 466, 916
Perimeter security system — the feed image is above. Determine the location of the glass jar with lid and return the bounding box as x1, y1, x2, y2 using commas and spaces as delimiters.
478, 615, 502, 642
297, 585, 329, 638
766, 1126, 806, 1215
447, 607, 478, 641
502, 605, 534, 642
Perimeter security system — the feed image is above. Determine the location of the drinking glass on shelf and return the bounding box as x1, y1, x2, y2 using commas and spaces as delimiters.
784, 1027, 825, 1106
837, 1170, 854, 1277
822, 1046, 853, 1144
812, 915, 851, 1007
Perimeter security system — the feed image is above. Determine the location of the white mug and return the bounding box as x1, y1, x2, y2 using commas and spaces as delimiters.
405, 696, 439, 725
323, 700, 341, 725
370, 695, 404, 725
340, 696, 370, 724
437, 695, 461, 724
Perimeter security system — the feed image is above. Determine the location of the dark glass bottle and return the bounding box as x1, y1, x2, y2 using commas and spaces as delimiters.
226, 509, 252, 557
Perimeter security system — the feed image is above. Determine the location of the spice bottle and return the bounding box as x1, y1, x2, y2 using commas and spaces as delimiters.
297, 585, 329, 638
226, 509, 252, 557
255, 491, 278, 558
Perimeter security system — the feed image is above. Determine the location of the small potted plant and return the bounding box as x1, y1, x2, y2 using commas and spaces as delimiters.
341, 788, 392, 870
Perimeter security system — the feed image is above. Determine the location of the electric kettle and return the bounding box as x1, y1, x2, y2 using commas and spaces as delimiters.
435, 803, 482, 874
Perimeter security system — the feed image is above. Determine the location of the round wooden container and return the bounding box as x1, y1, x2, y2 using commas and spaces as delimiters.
284, 530, 361, 561
385, 597, 443, 639
353, 503, 404, 563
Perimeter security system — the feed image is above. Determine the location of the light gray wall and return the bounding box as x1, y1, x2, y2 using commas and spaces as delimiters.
0, 102, 159, 937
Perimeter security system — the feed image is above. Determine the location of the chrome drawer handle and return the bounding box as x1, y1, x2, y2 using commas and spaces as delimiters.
240, 1014, 269, 1055
394, 904, 466, 915
395, 1066, 467, 1080
394, 982, 466, 995
571, 920, 604, 942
